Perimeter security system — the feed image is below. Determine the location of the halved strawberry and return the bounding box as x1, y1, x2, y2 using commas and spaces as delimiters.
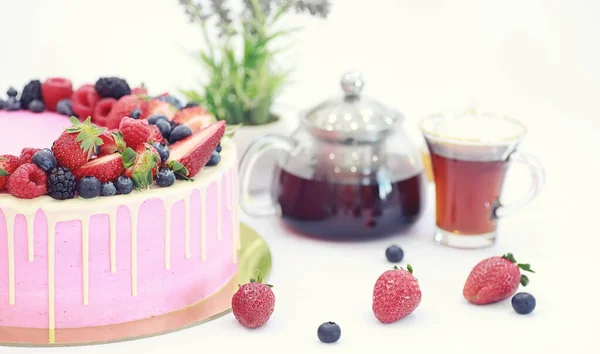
172, 106, 215, 132
105, 95, 145, 129
140, 98, 178, 120
168, 121, 225, 178
98, 130, 126, 156
72, 153, 124, 183
92, 98, 117, 127
124, 143, 161, 189
72, 84, 100, 120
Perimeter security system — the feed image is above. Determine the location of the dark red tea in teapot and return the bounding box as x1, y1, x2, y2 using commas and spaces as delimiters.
274, 161, 425, 238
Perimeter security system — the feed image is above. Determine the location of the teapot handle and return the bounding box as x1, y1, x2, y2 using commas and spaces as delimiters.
238, 134, 296, 216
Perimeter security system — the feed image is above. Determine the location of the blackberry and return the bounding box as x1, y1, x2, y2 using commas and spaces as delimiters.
20, 80, 42, 109
47, 167, 76, 200
94, 77, 131, 99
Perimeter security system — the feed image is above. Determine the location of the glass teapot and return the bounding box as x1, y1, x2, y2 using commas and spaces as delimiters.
238, 72, 426, 239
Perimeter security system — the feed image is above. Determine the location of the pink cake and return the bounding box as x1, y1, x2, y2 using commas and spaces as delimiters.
0, 107, 240, 333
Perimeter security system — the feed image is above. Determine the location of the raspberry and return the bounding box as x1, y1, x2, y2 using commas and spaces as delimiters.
92, 98, 117, 127
119, 117, 150, 148
72, 84, 100, 119
47, 166, 76, 200
41, 77, 73, 111
95, 77, 131, 99
0, 154, 20, 191
19, 147, 41, 165
7, 164, 48, 199
148, 124, 166, 144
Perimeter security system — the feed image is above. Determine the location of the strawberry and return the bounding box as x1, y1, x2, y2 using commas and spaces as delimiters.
0, 155, 20, 191
140, 98, 178, 120
148, 124, 166, 144
7, 164, 47, 199
172, 106, 215, 132
72, 84, 100, 119
105, 95, 145, 129
52, 117, 105, 170
119, 117, 150, 148
124, 143, 161, 189
168, 121, 225, 178
231, 276, 275, 329
18, 148, 41, 165
92, 98, 117, 127
463, 253, 534, 305
372, 265, 422, 323
73, 153, 124, 183
41, 77, 73, 111
98, 130, 126, 156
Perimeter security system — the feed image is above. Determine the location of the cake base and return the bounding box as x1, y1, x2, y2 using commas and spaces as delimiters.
0, 223, 271, 347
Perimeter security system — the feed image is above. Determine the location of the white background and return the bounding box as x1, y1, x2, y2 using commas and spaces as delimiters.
1, 0, 599, 353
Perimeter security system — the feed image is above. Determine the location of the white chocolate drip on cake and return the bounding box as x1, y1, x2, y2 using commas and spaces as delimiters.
0, 139, 237, 337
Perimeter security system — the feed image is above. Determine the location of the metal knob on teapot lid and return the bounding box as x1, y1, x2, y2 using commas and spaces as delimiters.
303, 71, 402, 143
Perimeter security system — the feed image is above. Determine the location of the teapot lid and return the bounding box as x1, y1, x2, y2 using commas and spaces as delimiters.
303, 71, 401, 142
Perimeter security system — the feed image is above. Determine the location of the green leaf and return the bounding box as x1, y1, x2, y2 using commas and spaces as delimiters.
518, 263, 535, 273
0, 168, 9, 177
112, 131, 127, 153
502, 253, 517, 263
168, 160, 192, 181
520, 274, 529, 286
65, 116, 106, 159
122, 148, 137, 169
407, 264, 414, 274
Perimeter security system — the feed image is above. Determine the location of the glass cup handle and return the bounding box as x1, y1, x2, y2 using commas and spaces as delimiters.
494, 151, 545, 219
238, 134, 296, 217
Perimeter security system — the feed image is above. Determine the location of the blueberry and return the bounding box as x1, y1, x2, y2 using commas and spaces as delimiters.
56, 99, 74, 116
130, 108, 141, 119
155, 119, 172, 139
152, 142, 170, 161
114, 176, 134, 195
77, 176, 102, 199
0, 99, 5, 110
206, 150, 221, 166
169, 125, 192, 144
184, 102, 199, 109
147, 114, 168, 125
28, 99, 45, 113
157, 95, 183, 110
32, 149, 57, 172
156, 169, 175, 187
511, 292, 536, 315
216, 142, 222, 153
7, 87, 18, 97
101, 182, 117, 196
6, 97, 21, 111
317, 322, 341, 344
385, 245, 404, 263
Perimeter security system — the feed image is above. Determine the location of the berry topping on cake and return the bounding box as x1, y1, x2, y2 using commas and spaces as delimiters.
231, 276, 275, 329
101, 181, 117, 196
385, 245, 404, 263
172, 106, 215, 133
28, 99, 45, 113
73, 153, 124, 184
317, 322, 342, 344
6, 164, 48, 199
206, 149, 221, 167
0, 155, 20, 191
168, 121, 225, 178
169, 125, 192, 144
52, 117, 105, 171
77, 176, 102, 199
47, 166, 77, 200
124, 143, 161, 189
114, 175, 134, 195
7, 87, 18, 97
156, 168, 175, 187
98, 130, 126, 156
41, 77, 73, 111
130, 108, 141, 119
105, 95, 145, 129
72, 84, 100, 119
512, 292, 536, 315
92, 98, 117, 127
56, 98, 75, 117
19, 148, 41, 165
31, 149, 57, 173
95, 77, 131, 99
120, 117, 151, 148
372, 265, 421, 323
141, 98, 178, 120
20, 80, 42, 109
463, 253, 534, 305
152, 142, 170, 161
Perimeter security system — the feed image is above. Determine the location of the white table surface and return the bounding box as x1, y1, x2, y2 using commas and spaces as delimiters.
1, 0, 599, 353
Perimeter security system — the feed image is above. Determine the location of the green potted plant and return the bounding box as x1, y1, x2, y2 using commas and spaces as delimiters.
178, 0, 330, 164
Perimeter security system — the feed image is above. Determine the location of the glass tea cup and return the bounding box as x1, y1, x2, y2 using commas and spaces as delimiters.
419, 111, 545, 248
